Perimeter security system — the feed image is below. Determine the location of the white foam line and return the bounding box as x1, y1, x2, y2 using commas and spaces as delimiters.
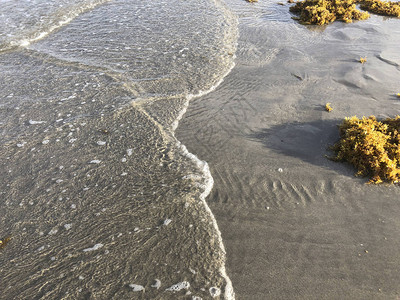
171, 61, 236, 132
128, 60, 236, 299
169, 0, 238, 296
172, 61, 237, 300
18, 17, 75, 47
13, 0, 112, 48
178, 142, 235, 299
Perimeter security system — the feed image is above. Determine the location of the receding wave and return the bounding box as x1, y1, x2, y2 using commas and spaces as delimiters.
0, 0, 238, 298
0, 0, 111, 52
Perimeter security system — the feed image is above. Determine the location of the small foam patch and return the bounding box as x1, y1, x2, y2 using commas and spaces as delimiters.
151, 279, 161, 289
209, 287, 221, 297
83, 243, 103, 252
166, 281, 190, 292
89, 160, 101, 164
29, 120, 46, 125
129, 284, 145, 292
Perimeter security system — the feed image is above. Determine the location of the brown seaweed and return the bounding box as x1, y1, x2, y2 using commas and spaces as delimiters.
289, 0, 369, 25
325, 103, 333, 112
330, 116, 400, 184
289, 0, 400, 25
0, 236, 11, 250
360, 0, 400, 17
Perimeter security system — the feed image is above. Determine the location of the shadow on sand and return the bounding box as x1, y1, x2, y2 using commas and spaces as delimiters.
249, 119, 358, 178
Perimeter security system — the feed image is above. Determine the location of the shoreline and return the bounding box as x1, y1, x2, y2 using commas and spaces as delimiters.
167, 1, 239, 296
177, 3, 400, 298
0, 0, 240, 297
171, 62, 239, 299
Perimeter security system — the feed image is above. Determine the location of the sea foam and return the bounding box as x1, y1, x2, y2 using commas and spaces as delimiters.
171, 50, 237, 300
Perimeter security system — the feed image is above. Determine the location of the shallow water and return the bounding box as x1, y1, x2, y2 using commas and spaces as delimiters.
3, 0, 400, 298
0, 0, 237, 298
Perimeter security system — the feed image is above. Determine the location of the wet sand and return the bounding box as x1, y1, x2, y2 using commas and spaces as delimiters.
177, 3, 400, 299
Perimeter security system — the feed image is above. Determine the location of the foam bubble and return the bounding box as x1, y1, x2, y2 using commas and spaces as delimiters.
151, 279, 161, 289
209, 287, 221, 297
166, 281, 190, 292
83, 243, 103, 252
129, 284, 144, 292
89, 160, 101, 164
28, 120, 46, 125
48, 228, 58, 235
64, 223, 72, 230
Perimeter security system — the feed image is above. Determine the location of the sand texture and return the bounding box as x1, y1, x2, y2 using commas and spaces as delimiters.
177, 1, 400, 298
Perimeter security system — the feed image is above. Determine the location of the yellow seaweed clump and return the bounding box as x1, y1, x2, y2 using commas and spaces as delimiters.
331, 116, 400, 184
289, 0, 370, 25
325, 102, 333, 112
360, 0, 400, 17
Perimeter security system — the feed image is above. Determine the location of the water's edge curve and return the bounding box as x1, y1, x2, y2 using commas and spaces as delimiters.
170, 0, 238, 297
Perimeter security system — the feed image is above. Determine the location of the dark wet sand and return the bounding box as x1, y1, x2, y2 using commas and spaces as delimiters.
177, 7, 400, 299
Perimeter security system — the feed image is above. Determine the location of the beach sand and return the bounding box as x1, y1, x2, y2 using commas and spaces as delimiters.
177, 2, 400, 298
